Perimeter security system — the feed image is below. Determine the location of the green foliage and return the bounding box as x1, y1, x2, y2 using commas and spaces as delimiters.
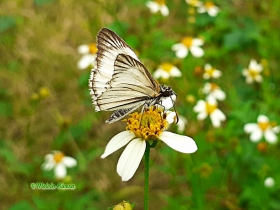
1, 0, 280, 209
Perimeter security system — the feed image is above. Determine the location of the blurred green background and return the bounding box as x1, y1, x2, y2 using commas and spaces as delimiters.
1, 0, 280, 209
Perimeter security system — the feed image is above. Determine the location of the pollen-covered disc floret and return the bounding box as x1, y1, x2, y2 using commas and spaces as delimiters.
126, 107, 168, 140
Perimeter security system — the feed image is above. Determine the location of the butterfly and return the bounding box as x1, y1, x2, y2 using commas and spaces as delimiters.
89, 28, 177, 124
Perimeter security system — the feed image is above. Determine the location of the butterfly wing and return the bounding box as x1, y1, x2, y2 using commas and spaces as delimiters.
89, 28, 161, 122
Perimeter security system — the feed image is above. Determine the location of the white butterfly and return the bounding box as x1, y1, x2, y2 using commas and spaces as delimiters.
89, 28, 177, 123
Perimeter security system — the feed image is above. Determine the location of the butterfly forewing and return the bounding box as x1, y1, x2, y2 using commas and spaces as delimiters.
89, 28, 174, 123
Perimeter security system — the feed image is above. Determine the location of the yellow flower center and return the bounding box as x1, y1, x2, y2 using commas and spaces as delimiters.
155, 0, 165, 5
89, 43, 98, 54
205, 1, 214, 9
258, 121, 270, 131
205, 67, 216, 76
210, 83, 219, 91
54, 152, 65, 163
182, 37, 193, 48
161, 63, 174, 72
206, 102, 217, 114
125, 107, 168, 140
248, 69, 259, 79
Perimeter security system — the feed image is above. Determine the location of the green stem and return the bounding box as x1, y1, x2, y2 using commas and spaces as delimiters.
144, 142, 150, 210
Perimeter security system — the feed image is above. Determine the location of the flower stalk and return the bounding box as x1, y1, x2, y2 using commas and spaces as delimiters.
144, 142, 151, 210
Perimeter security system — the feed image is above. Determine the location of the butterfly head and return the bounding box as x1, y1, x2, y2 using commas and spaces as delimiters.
159, 85, 177, 110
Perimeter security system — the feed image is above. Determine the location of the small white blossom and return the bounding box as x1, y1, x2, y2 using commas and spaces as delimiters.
146, 0, 169, 16
203, 64, 222, 79
264, 177, 275, 188
154, 63, 182, 79
41, 151, 77, 179
244, 115, 279, 144
202, 83, 226, 101
172, 36, 204, 58
77, 43, 97, 70
242, 59, 263, 84
197, 1, 219, 17
193, 97, 226, 127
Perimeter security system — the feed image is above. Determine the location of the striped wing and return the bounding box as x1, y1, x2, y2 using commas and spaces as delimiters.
89, 28, 140, 100
89, 28, 160, 117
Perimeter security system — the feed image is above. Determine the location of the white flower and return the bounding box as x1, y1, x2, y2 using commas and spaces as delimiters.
203, 64, 222, 79
177, 115, 188, 133
172, 36, 204, 58
153, 63, 182, 79
202, 82, 226, 101
244, 115, 279, 144
101, 107, 197, 181
186, 0, 202, 7
197, 1, 219, 17
264, 177, 275, 188
242, 59, 263, 84
41, 151, 77, 179
146, 0, 169, 16
77, 43, 97, 70
193, 97, 226, 127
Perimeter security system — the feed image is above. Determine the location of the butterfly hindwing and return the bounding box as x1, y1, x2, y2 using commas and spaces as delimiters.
93, 54, 160, 111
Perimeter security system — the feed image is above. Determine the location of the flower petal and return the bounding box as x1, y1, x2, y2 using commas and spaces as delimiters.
258, 115, 269, 123
160, 5, 169, 16
160, 131, 197, 153
54, 163, 67, 179
172, 43, 188, 58
213, 89, 226, 100
42, 161, 55, 171
154, 69, 169, 79
192, 38, 204, 46
208, 7, 219, 16
101, 131, 135, 159
250, 128, 263, 142
146, 1, 160, 13
264, 129, 278, 144
77, 54, 96, 70
210, 109, 225, 127
244, 123, 259, 133
77, 45, 90, 54
170, 67, 182, 77
117, 138, 146, 181
197, 6, 206, 13
62, 156, 77, 168
190, 46, 204, 57
193, 100, 206, 112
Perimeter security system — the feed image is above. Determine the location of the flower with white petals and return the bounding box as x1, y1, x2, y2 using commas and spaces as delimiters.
244, 115, 279, 144
146, 0, 169, 16
101, 107, 197, 181
186, 0, 202, 7
172, 36, 204, 58
202, 83, 226, 101
197, 1, 219, 16
77, 43, 98, 70
154, 63, 182, 79
42, 151, 77, 179
203, 64, 222, 79
242, 59, 263, 84
193, 97, 226, 127
264, 177, 275, 188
